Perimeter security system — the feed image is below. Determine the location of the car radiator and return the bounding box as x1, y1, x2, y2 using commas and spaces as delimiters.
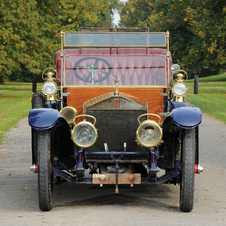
86, 109, 147, 152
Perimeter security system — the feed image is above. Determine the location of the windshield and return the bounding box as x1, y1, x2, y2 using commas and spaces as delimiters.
55, 31, 171, 87
64, 32, 166, 47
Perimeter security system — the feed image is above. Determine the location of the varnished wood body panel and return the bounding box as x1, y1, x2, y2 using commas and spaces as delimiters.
67, 88, 164, 121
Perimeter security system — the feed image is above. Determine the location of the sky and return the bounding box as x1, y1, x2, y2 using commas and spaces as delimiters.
113, 0, 128, 26
113, 11, 120, 26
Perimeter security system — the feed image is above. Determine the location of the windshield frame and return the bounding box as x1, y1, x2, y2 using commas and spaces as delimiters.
64, 32, 167, 48
57, 28, 171, 89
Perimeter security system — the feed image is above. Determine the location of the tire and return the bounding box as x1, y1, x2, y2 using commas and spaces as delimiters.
180, 128, 195, 212
38, 129, 53, 211
31, 92, 45, 164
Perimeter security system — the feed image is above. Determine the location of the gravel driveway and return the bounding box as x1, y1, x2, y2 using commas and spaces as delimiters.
0, 109, 226, 226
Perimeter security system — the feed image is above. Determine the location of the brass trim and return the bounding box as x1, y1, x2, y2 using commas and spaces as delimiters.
173, 96, 185, 102
166, 30, 170, 84
164, 57, 167, 86
83, 92, 114, 111
60, 31, 64, 110
74, 114, 97, 126
64, 31, 166, 34
172, 70, 188, 81
166, 30, 170, 54
112, 77, 121, 95
63, 55, 69, 86
171, 69, 188, 102
93, 174, 106, 179
60, 106, 78, 124
61, 31, 64, 54
42, 68, 57, 81
63, 85, 167, 89
138, 113, 161, 125
82, 91, 147, 114
45, 95, 57, 102
64, 45, 167, 48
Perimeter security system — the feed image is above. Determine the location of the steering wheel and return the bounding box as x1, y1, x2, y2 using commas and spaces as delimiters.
73, 56, 112, 84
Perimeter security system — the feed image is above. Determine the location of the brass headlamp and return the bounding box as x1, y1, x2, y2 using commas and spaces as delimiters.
71, 115, 98, 148
136, 113, 163, 148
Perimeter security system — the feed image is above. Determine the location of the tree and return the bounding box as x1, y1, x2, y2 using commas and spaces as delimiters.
119, 0, 152, 27
0, 0, 119, 83
119, 0, 226, 77
1, 0, 46, 81
187, 0, 226, 76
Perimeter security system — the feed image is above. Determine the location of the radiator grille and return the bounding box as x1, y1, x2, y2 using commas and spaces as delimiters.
86, 109, 147, 152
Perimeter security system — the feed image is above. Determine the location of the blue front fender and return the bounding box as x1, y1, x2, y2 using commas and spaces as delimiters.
28, 108, 66, 130
166, 107, 202, 129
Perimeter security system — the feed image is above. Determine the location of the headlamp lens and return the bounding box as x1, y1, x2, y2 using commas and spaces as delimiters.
43, 82, 57, 95
136, 121, 162, 147
173, 82, 187, 96
72, 122, 97, 148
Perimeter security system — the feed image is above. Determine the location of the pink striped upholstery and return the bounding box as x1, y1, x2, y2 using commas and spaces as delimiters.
55, 48, 171, 86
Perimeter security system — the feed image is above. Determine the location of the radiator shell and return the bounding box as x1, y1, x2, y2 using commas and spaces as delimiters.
85, 93, 148, 152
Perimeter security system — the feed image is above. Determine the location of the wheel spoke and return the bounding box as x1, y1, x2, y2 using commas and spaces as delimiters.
86, 72, 92, 81
94, 58, 100, 66
98, 70, 108, 74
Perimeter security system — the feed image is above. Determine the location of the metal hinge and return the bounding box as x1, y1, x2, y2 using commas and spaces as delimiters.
160, 112, 169, 116
160, 93, 168, 97
62, 93, 70, 97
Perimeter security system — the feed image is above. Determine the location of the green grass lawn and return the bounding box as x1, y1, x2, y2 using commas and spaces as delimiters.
186, 74, 226, 123
0, 82, 33, 143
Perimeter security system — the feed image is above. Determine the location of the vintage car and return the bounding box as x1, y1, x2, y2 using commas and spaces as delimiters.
28, 26, 203, 212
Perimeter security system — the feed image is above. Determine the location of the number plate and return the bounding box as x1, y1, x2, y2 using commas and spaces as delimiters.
93, 173, 141, 184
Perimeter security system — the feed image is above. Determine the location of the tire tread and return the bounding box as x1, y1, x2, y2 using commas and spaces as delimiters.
180, 129, 195, 212
38, 130, 52, 211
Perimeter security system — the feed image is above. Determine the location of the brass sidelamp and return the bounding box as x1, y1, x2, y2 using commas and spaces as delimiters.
171, 64, 188, 102
42, 68, 58, 101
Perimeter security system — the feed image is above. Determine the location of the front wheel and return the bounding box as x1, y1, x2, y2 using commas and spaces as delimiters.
38, 129, 53, 211
180, 128, 195, 212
